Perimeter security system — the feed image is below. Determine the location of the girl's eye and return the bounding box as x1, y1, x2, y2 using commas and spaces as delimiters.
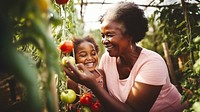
91, 51, 97, 56
79, 52, 87, 57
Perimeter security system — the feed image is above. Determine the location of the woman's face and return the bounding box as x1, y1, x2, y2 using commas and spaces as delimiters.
100, 19, 131, 57
75, 41, 98, 71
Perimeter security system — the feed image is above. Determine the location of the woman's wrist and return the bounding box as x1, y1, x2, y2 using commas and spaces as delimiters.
87, 79, 99, 91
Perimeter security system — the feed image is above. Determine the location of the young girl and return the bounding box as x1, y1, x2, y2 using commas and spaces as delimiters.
67, 35, 106, 111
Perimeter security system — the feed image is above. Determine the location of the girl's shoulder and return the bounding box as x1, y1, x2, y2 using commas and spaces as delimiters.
96, 68, 107, 90
96, 68, 105, 77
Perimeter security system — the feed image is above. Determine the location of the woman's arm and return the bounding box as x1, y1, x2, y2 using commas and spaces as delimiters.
91, 80, 133, 112
91, 79, 162, 112
67, 79, 79, 93
126, 82, 162, 112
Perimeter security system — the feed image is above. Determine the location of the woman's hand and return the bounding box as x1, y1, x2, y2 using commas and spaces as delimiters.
63, 60, 96, 88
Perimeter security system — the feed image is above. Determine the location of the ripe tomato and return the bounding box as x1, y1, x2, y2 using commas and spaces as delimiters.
58, 40, 74, 53
90, 101, 101, 112
60, 89, 77, 104
55, 0, 69, 5
80, 93, 93, 106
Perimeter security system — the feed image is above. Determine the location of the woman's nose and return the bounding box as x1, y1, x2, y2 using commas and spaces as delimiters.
102, 37, 110, 44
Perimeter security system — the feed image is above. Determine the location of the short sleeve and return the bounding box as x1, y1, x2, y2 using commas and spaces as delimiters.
135, 57, 169, 85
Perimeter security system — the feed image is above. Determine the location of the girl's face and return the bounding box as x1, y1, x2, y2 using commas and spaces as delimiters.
100, 19, 131, 57
75, 41, 98, 72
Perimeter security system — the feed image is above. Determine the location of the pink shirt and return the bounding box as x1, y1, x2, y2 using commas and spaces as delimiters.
99, 48, 185, 112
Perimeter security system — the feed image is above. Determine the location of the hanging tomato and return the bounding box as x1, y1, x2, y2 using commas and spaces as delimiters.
55, 0, 69, 5
58, 40, 74, 53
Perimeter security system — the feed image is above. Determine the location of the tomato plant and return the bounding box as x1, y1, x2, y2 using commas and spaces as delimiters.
60, 89, 77, 104
58, 40, 74, 53
80, 93, 93, 106
55, 0, 69, 5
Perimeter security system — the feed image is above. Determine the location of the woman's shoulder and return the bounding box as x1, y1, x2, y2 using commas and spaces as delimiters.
141, 48, 160, 56
140, 48, 165, 61
101, 51, 109, 58
101, 51, 116, 61
138, 48, 167, 69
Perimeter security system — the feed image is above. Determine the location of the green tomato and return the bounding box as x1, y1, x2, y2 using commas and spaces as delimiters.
61, 56, 75, 66
81, 106, 92, 112
60, 89, 77, 104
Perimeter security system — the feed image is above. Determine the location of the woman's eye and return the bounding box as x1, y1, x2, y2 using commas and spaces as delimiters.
107, 34, 112, 38
101, 33, 105, 38
106, 33, 114, 38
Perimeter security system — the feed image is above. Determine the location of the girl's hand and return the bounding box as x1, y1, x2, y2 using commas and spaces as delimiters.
63, 61, 96, 88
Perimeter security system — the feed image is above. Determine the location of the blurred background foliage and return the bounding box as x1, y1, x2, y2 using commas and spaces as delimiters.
140, 0, 200, 111
0, 0, 199, 112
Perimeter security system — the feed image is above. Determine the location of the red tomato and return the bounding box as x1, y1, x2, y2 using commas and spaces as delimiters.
55, 0, 69, 5
59, 40, 74, 53
80, 93, 93, 106
90, 101, 101, 112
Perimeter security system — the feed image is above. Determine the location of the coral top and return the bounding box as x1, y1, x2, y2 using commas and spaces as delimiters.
99, 48, 185, 112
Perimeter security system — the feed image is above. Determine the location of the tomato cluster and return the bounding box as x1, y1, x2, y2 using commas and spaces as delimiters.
58, 40, 102, 112
77, 93, 103, 112
58, 40, 77, 105
59, 40, 75, 66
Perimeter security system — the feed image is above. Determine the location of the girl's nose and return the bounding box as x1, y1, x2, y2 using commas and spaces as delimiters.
86, 55, 93, 60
